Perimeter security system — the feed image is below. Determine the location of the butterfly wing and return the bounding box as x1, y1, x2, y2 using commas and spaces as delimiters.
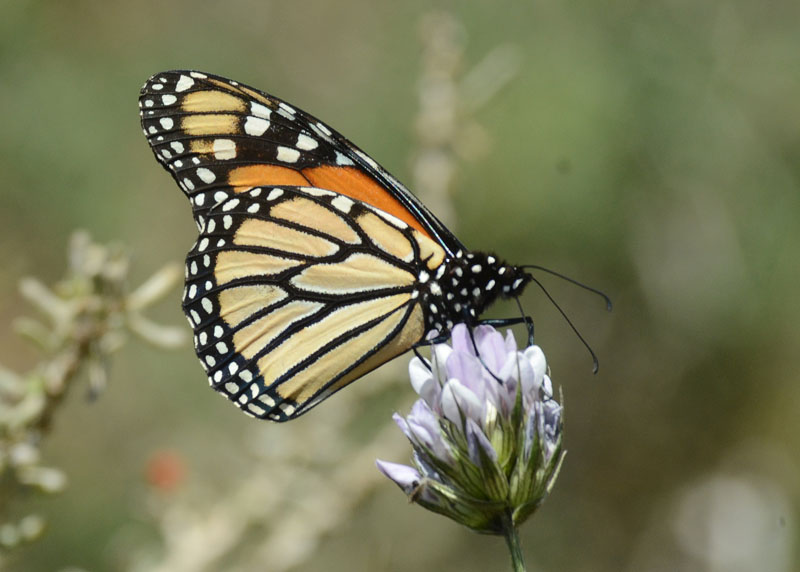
139, 71, 449, 420
139, 70, 462, 253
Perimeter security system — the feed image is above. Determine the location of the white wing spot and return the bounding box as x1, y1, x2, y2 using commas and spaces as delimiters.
201, 298, 213, 313
335, 151, 354, 166
213, 191, 228, 204
244, 116, 270, 136
248, 403, 266, 416
331, 196, 353, 213
223, 215, 233, 229
195, 194, 206, 207
161, 149, 172, 159
188, 284, 197, 298
162, 94, 177, 105
301, 188, 334, 197
247, 203, 260, 213
182, 178, 195, 191
355, 150, 378, 169
375, 208, 407, 229
239, 370, 253, 382
198, 238, 209, 251
205, 355, 216, 367
315, 122, 332, 136
189, 71, 207, 79
174, 159, 183, 168
203, 254, 211, 267
224, 382, 238, 394
250, 188, 262, 197
197, 168, 216, 184
267, 188, 283, 201
279, 102, 296, 115
144, 100, 154, 108
214, 325, 224, 337
276, 146, 300, 163
212, 138, 237, 160
222, 198, 240, 211
250, 102, 272, 119
296, 133, 318, 150
216, 342, 228, 353
151, 83, 164, 91
170, 141, 184, 153
190, 309, 201, 324
228, 362, 239, 374
199, 331, 208, 345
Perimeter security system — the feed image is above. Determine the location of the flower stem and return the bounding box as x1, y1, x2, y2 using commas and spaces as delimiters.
501, 511, 526, 572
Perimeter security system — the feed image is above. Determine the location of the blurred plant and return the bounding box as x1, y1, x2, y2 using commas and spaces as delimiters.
412, 11, 520, 229
377, 325, 564, 571
0, 231, 185, 557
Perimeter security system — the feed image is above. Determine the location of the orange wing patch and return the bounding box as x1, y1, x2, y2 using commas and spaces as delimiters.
226, 163, 431, 239
303, 166, 429, 237
228, 165, 309, 190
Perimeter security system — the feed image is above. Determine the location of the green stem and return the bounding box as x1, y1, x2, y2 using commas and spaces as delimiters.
501, 511, 526, 572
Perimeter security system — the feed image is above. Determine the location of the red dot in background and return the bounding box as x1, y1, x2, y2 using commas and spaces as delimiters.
145, 450, 186, 492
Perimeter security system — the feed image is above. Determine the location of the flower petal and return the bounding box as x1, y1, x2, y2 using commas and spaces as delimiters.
465, 418, 498, 466
474, 326, 507, 375
524, 345, 547, 383
409, 356, 441, 406
446, 349, 484, 396
450, 323, 472, 355
442, 379, 484, 425
376, 460, 422, 494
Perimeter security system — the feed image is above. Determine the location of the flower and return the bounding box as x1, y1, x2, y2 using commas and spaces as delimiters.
377, 324, 564, 535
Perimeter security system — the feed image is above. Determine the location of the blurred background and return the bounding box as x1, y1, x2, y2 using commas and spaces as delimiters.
1, 1, 798, 570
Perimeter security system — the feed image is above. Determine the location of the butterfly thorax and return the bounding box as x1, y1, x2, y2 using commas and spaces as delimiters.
415, 251, 531, 335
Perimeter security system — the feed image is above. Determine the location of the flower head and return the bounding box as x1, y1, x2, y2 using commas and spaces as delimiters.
377, 324, 564, 534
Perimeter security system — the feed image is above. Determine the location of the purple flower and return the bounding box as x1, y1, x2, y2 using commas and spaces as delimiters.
377, 324, 564, 534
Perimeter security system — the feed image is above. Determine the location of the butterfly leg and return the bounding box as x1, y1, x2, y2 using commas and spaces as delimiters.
413, 346, 432, 372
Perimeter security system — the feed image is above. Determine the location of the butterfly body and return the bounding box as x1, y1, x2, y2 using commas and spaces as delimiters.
139, 71, 530, 421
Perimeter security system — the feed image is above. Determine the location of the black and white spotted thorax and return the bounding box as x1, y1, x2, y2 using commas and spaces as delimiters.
414, 250, 531, 335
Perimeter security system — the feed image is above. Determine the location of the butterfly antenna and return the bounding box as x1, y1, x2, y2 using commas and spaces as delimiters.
521, 264, 613, 311
527, 274, 601, 374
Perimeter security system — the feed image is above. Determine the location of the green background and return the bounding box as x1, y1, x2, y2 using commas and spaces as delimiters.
1, 1, 798, 570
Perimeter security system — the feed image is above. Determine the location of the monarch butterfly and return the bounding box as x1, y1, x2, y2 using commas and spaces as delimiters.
139, 70, 533, 421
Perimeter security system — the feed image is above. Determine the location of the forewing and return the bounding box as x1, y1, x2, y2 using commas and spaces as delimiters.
138, 70, 462, 253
